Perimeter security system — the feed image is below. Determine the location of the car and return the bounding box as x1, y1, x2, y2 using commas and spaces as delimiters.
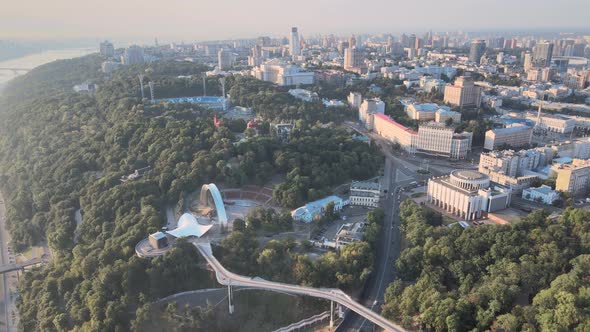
373, 300, 379, 307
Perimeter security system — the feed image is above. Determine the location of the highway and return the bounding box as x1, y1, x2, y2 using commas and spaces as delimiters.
194, 243, 406, 332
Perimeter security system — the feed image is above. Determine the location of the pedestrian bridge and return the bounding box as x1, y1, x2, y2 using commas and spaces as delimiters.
195, 242, 405, 332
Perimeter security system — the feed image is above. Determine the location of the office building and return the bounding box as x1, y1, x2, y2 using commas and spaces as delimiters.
218, 49, 234, 70
522, 185, 559, 205
533, 41, 554, 67
100, 40, 115, 57
344, 47, 363, 73
469, 39, 486, 64
359, 98, 385, 129
427, 170, 512, 221
484, 126, 533, 151
291, 196, 347, 223
121, 45, 144, 65
290, 27, 300, 58
349, 180, 381, 207
553, 159, 590, 194
251, 59, 314, 86
443, 76, 482, 109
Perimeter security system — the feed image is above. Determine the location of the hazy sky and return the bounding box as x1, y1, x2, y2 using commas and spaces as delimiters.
2, 0, 589, 42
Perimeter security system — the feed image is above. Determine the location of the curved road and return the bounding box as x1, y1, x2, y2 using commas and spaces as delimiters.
195, 243, 406, 332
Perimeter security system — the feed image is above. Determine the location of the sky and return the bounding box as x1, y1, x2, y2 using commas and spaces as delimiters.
2, 0, 589, 43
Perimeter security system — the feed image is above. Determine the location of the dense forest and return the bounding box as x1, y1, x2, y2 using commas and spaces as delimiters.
0, 55, 382, 330
382, 200, 590, 331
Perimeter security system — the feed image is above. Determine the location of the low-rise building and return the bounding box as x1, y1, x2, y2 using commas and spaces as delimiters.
251, 59, 314, 86
349, 180, 381, 207
427, 170, 512, 221
335, 222, 367, 250
435, 109, 461, 124
291, 196, 347, 223
522, 185, 559, 205
405, 103, 451, 121
484, 126, 533, 151
289, 89, 319, 102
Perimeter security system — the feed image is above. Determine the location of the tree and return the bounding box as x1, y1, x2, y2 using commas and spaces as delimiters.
324, 201, 336, 221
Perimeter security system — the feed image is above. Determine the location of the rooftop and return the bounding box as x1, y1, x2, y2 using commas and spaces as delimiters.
374, 113, 418, 134
525, 185, 556, 195
350, 180, 380, 191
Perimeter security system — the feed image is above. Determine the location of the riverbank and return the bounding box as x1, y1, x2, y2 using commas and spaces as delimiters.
0, 48, 96, 87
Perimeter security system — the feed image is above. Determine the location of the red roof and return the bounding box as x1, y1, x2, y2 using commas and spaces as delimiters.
374, 113, 417, 134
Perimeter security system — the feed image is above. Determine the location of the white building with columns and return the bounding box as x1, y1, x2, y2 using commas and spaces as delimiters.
427, 170, 512, 221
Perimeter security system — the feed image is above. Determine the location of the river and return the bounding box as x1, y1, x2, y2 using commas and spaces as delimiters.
0, 48, 97, 91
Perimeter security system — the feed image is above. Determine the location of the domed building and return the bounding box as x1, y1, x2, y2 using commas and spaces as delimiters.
427, 170, 512, 221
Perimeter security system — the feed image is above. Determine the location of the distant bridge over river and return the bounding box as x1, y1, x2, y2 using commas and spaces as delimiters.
0, 68, 32, 74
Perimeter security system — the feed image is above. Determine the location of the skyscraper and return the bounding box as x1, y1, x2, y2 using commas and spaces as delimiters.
533, 41, 554, 67
100, 41, 115, 57
290, 27, 300, 59
408, 34, 417, 49
469, 39, 486, 64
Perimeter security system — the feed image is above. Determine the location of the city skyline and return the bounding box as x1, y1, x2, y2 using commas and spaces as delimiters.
2, 0, 590, 41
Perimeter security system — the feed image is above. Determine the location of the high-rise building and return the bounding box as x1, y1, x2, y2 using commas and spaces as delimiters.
344, 47, 363, 72
443, 76, 482, 109
290, 27, 300, 59
121, 45, 144, 65
347, 92, 362, 108
533, 41, 554, 67
408, 34, 417, 49
523, 52, 533, 71
469, 39, 486, 64
100, 41, 115, 57
218, 49, 234, 70
348, 35, 357, 48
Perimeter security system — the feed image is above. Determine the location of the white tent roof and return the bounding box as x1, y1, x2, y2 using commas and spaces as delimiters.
167, 213, 213, 238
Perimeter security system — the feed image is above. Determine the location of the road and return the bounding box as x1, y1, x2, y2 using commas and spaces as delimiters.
195, 243, 406, 332
337, 150, 408, 332
0, 193, 18, 332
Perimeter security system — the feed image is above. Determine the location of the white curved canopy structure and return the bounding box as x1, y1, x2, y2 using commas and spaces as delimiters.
200, 183, 228, 225
168, 213, 213, 238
